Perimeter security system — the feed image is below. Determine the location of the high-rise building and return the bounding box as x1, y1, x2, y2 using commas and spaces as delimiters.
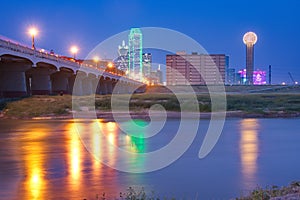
128, 28, 143, 81
115, 40, 129, 71
156, 64, 163, 84
243, 32, 258, 85
148, 64, 163, 85
225, 55, 230, 84
142, 53, 152, 78
227, 68, 236, 85
166, 52, 226, 85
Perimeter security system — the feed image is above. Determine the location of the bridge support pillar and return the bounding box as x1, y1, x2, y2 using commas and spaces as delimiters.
88, 75, 98, 95
122, 83, 129, 94
72, 72, 85, 96
51, 70, 72, 95
106, 79, 113, 94
0, 63, 31, 97
68, 75, 76, 94
27, 67, 56, 95
95, 78, 101, 95
92, 78, 100, 95
82, 76, 94, 95
99, 78, 107, 95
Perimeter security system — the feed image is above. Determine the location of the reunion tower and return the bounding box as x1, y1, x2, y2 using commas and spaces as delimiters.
243, 31, 258, 85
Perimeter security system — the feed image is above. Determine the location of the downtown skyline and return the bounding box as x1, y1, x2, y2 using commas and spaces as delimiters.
1, 0, 299, 84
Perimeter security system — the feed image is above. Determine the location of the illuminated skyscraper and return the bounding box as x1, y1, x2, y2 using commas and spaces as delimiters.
243, 32, 258, 85
115, 40, 129, 71
142, 53, 152, 78
128, 28, 143, 81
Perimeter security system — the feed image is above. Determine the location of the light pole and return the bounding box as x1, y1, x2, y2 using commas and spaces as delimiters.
93, 56, 100, 67
28, 27, 38, 50
70, 46, 79, 59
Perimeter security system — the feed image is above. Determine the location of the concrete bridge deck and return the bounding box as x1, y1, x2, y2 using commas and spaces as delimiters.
0, 37, 145, 97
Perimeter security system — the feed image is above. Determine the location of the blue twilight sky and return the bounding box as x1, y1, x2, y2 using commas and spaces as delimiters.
1, 0, 300, 84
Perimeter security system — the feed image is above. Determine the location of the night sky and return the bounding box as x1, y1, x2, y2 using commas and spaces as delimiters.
1, 0, 299, 84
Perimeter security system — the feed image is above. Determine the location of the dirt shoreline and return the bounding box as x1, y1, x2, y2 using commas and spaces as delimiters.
1, 110, 300, 121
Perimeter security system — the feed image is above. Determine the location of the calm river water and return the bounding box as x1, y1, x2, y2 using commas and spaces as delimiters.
0, 118, 300, 199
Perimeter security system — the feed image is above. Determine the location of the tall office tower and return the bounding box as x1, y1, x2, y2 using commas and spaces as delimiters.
116, 40, 129, 71
156, 64, 163, 84
227, 68, 236, 85
128, 28, 143, 81
142, 53, 152, 78
225, 55, 229, 84
243, 32, 258, 85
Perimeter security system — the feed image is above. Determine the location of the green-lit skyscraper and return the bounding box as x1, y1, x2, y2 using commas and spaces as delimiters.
128, 28, 143, 81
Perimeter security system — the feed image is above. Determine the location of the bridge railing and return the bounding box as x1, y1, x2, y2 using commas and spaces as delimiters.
0, 37, 140, 82
0, 38, 107, 72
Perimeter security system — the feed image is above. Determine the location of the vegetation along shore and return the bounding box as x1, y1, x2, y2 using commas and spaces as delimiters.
1, 91, 300, 119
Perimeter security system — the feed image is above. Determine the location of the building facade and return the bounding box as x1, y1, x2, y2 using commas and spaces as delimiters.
115, 40, 129, 72
166, 52, 226, 85
142, 53, 152, 78
128, 28, 143, 81
227, 68, 236, 85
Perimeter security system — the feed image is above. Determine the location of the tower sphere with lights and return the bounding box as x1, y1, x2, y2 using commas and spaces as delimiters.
243, 31, 258, 85
243, 32, 257, 45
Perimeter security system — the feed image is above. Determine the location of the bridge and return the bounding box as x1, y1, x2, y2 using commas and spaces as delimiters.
0, 36, 145, 98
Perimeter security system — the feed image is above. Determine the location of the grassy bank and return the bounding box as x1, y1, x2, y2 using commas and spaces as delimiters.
1, 93, 300, 118
237, 181, 300, 200
83, 181, 300, 200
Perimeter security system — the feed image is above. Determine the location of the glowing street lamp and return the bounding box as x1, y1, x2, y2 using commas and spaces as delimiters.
93, 56, 100, 67
28, 27, 38, 50
70, 46, 79, 59
107, 62, 113, 68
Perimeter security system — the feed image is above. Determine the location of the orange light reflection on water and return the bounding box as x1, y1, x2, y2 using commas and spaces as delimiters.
239, 119, 259, 187
67, 121, 82, 190
23, 130, 46, 200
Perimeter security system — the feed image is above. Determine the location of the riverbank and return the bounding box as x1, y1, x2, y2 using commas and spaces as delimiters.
1, 93, 300, 120
109, 181, 300, 200
2, 110, 300, 121
236, 181, 300, 200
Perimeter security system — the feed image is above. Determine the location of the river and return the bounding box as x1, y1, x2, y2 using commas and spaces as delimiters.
0, 118, 300, 199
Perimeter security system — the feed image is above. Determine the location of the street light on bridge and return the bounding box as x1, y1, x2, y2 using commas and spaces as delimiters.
93, 56, 100, 67
107, 62, 113, 68
70, 46, 79, 59
28, 27, 38, 50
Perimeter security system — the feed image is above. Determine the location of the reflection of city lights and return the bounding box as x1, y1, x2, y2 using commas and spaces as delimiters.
71, 135, 80, 180
67, 122, 81, 188
23, 128, 45, 200
108, 133, 115, 144
240, 119, 259, 188
31, 173, 40, 184
125, 134, 131, 143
